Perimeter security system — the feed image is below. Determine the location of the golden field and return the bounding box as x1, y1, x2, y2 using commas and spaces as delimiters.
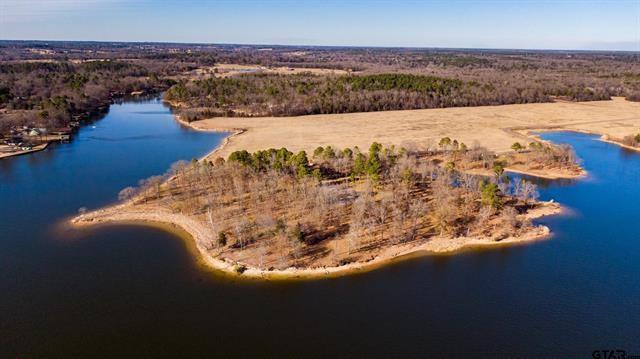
187, 97, 640, 160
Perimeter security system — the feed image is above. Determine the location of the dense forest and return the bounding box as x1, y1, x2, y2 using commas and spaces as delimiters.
0, 61, 169, 133
165, 72, 552, 119
161, 45, 639, 120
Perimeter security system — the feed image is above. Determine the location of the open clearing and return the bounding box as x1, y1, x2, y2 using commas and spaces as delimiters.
188, 63, 351, 78
189, 97, 640, 160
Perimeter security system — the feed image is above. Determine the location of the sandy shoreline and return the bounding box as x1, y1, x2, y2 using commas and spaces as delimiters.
71, 201, 563, 280
599, 137, 640, 153
504, 167, 585, 180
524, 127, 639, 150
172, 111, 243, 162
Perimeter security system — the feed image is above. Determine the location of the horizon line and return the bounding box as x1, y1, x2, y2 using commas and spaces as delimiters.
2, 39, 639, 54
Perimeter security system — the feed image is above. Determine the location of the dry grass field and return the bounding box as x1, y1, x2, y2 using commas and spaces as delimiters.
189, 63, 351, 78
189, 97, 640, 160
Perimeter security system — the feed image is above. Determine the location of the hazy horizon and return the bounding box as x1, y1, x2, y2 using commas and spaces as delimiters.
1, 0, 638, 51
3, 38, 640, 54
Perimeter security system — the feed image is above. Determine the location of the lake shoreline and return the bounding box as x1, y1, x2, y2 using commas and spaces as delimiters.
174, 111, 589, 180
525, 127, 640, 150
168, 98, 640, 180
599, 137, 640, 153
71, 200, 563, 281
69, 98, 639, 281
0, 142, 49, 159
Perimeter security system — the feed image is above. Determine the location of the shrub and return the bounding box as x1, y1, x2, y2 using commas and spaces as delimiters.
290, 222, 304, 243
228, 150, 252, 166
234, 264, 247, 274
511, 142, 524, 152
313, 146, 324, 158
217, 232, 227, 247
492, 163, 505, 178
529, 142, 543, 150
365, 146, 382, 179
626, 91, 640, 102
622, 133, 640, 147
481, 182, 502, 209
312, 168, 322, 181
353, 153, 366, 175
274, 219, 287, 234
444, 161, 456, 172
439, 137, 452, 148
323, 146, 336, 159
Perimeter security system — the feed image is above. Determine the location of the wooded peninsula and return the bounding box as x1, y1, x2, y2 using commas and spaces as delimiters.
74, 136, 578, 278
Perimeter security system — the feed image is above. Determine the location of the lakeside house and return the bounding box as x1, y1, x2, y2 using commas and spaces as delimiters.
2, 125, 73, 149
4, 136, 23, 146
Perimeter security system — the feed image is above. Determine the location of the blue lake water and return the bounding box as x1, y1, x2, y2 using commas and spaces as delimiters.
1, 99, 639, 357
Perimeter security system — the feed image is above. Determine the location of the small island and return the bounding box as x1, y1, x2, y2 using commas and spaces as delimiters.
73, 138, 578, 279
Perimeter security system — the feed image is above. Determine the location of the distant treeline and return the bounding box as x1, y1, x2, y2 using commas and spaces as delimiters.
2, 41, 639, 133
166, 73, 555, 120
0, 61, 171, 133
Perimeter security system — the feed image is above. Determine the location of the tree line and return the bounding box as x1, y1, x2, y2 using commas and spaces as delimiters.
4, 42, 638, 134
0, 60, 172, 133
165, 73, 552, 121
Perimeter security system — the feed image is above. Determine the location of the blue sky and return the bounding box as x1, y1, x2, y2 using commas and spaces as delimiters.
1, 0, 638, 50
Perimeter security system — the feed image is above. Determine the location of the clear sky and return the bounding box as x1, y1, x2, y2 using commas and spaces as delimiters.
1, 0, 638, 51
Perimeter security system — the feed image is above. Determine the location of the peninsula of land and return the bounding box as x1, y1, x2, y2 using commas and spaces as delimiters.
69, 126, 576, 280
13, 43, 624, 280
69, 86, 640, 280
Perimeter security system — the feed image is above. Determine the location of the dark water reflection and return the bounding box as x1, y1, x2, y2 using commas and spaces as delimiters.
2, 100, 639, 358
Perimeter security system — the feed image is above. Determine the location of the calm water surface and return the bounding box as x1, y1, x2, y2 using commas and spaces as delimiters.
1, 99, 639, 358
